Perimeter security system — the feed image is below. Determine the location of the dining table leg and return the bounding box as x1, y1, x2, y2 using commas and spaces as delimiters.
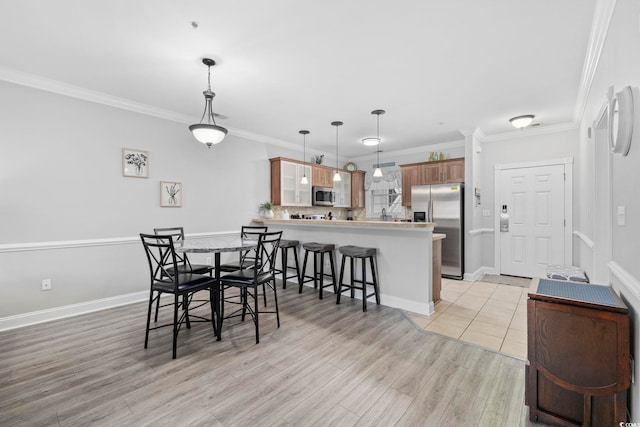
215, 253, 223, 341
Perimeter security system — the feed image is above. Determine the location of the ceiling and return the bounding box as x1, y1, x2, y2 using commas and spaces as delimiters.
0, 0, 596, 159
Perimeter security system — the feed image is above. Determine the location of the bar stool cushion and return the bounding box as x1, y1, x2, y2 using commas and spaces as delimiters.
339, 245, 377, 258
279, 239, 300, 248
302, 242, 335, 252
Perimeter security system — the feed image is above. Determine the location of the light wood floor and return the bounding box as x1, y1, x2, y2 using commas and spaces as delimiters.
0, 283, 545, 426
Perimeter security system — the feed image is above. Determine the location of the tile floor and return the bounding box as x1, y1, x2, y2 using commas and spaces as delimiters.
406, 278, 528, 360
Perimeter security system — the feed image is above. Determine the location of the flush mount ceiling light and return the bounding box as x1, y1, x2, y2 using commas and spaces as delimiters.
189, 58, 228, 148
509, 114, 535, 129
332, 121, 343, 182
371, 110, 386, 178
299, 130, 310, 185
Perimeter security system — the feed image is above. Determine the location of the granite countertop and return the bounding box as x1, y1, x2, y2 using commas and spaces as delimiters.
253, 218, 435, 230
432, 233, 446, 241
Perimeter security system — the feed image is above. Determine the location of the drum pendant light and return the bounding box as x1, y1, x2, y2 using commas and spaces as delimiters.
332, 121, 343, 182
299, 130, 310, 185
371, 110, 385, 178
189, 58, 228, 148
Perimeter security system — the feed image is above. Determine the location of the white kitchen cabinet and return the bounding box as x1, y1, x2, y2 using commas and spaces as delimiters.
271, 158, 312, 206
333, 171, 351, 207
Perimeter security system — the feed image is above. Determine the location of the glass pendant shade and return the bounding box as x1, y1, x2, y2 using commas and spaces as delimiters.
333, 171, 342, 182
300, 175, 309, 185
373, 167, 383, 178
190, 58, 228, 148
509, 115, 535, 129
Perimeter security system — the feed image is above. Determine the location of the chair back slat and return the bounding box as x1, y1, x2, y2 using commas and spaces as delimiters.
153, 227, 191, 269
239, 225, 268, 266
140, 233, 180, 289
253, 231, 282, 277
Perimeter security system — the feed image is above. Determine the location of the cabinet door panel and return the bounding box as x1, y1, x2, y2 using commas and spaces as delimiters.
444, 159, 465, 182
401, 166, 420, 206
421, 163, 443, 184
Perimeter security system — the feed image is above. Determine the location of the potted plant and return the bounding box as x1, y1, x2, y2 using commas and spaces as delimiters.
260, 201, 275, 218
313, 154, 324, 164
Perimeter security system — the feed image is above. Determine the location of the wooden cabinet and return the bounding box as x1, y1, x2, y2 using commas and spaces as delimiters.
351, 171, 365, 208
400, 158, 465, 206
270, 158, 312, 206
333, 171, 351, 207
312, 165, 334, 187
401, 165, 420, 207
526, 278, 630, 426
443, 158, 465, 182
270, 158, 365, 209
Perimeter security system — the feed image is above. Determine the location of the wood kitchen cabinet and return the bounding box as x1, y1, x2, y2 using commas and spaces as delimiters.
351, 171, 365, 208
312, 165, 334, 187
526, 278, 630, 426
400, 158, 465, 206
270, 157, 312, 206
401, 165, 420, 207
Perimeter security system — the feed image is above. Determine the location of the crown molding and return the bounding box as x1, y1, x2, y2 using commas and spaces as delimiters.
0, 65, 199, 124
573, 0, 617, 123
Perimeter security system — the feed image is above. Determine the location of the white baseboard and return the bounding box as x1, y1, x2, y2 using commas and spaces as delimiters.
299, 282, 434, 315
0, 291, 148, 331
464, 266, 497, 282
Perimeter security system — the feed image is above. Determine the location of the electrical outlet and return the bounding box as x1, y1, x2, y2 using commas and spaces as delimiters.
41, 279, 52, 291
206, 257, 212, 265
482, 209, 491, 217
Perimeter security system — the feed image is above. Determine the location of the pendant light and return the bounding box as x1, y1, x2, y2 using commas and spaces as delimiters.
189, 58, 228, 148
332, 121, 343, 182
299, 130, 310, 185
509, 114, 535, 129
371, 110, 385, 178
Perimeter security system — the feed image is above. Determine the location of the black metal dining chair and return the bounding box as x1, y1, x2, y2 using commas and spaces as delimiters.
218, 225, 268, 273
152, 227, 214, 324
220, 231, 282, 344
153, 227, 214, 276
140, 233, 217, 359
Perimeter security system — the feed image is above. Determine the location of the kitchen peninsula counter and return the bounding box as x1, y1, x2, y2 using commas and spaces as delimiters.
253, 218, 438, 315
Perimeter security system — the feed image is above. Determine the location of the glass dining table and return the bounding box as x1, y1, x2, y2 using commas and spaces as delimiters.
177, 235, 258, 341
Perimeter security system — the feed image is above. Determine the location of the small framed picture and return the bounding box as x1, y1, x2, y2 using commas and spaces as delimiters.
160, 181, 182, 207
122, 148, 149, 178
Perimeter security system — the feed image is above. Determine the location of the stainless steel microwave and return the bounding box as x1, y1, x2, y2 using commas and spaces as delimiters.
312, 186, 335, 206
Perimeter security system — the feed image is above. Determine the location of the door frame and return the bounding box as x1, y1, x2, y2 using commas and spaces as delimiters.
494, 158, 574, 276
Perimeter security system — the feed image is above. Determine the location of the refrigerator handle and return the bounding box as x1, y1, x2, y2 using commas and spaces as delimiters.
428, 200, 433, 222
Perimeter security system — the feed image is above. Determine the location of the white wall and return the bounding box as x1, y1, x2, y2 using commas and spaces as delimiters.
472, 128, 580, 275
577, 0, 640, 417
0, 81, 270, 318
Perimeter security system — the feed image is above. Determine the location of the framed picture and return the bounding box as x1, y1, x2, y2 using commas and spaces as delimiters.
122, 148, 149, 178
160, 181, 182, 207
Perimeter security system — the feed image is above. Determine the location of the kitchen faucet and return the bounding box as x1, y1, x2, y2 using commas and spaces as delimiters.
381, 208, 390, 221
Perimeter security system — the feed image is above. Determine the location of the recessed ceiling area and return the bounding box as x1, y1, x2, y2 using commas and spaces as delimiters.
0, 0, 596, 157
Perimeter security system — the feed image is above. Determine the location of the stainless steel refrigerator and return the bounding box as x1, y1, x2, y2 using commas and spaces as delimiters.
411, 184, 464, 279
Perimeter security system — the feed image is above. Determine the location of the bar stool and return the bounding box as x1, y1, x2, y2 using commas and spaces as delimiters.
336, 245, 380, 312
299, 242, 337, 299
275, 239, 301, 289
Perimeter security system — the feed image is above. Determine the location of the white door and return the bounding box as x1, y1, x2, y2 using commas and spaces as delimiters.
499, 164, 566, 277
